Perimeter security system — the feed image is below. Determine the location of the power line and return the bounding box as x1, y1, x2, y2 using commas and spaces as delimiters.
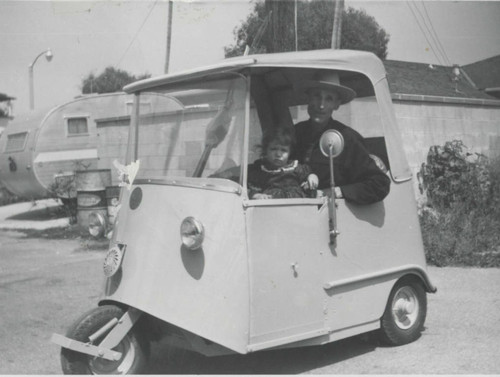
116, 0, 159, 68
412, 1, 451, 65
420, 1, 452, 66
406, 1, 445, 66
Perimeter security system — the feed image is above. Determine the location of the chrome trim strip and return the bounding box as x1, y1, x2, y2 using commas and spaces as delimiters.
323, 264, 437, 292
243, 197, 326, 207
241, 75, 250, 198
133, 178, 242, 194
247, 327, 329, 353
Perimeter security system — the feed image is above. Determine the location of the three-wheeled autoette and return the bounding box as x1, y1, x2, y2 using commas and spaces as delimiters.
52, 49, 437, 374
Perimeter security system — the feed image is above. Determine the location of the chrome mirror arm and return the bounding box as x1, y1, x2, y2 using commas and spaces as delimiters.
328, 145, 339, 242
319, 129, 344, 243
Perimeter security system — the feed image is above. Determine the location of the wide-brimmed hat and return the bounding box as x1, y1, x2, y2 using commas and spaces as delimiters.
296, 71, 356, 104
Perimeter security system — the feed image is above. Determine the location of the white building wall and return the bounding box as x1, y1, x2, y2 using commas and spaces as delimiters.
393, 99, 500, 198
394, 101, 500, 173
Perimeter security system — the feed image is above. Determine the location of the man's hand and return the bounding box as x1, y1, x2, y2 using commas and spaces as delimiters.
301, 174, 319, 190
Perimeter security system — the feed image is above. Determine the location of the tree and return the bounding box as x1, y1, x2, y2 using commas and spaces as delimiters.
225, 0, 389, 59
341, 7, 389, 59
225, 2, 268, 57
81, 67, 151, 94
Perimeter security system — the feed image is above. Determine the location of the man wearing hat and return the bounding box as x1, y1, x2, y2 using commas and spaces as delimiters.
292, 71, 390, 204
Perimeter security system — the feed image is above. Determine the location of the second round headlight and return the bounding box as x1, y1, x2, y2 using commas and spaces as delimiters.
180, 216, 205, 250
88, 211, 107, 238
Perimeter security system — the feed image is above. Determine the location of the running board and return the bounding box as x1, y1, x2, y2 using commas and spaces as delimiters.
51, 333, 122, 361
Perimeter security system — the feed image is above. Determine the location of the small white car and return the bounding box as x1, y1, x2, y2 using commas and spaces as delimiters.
52, 49, 436, 374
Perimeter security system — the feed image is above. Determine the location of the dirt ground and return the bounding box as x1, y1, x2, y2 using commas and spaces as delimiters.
1, 228, 500, 374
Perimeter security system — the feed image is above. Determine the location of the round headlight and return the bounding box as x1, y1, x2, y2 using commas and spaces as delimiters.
103, 245, 125, 277
180, 217, 205, 250
88, 211, 107, 238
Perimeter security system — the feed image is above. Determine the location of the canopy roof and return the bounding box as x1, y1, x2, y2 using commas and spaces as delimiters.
124, 49, 387, 94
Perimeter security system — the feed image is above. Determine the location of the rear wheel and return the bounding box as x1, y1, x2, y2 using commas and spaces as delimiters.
379, 277, 427, 346
60, 305, 150, 374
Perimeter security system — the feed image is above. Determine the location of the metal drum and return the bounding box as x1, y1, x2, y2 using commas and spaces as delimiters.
75, 169, 111, 227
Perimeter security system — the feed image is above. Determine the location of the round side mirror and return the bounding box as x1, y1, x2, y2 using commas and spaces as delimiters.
319, 129, 344, 158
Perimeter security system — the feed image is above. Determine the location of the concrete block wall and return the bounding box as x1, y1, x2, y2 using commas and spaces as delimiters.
394, 101, 500, 177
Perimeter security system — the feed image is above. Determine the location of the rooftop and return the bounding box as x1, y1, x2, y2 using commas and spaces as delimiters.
463, 55, 500, 90
383, 59, 496, 101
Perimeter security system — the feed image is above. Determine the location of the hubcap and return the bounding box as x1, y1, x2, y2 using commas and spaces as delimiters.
88, 335, 135, 374
391, 286, 419, 330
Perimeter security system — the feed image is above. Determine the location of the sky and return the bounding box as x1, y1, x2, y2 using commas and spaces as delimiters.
1, 0, 499, 115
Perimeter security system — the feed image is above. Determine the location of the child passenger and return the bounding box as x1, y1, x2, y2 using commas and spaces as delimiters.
248, 127, 318, 199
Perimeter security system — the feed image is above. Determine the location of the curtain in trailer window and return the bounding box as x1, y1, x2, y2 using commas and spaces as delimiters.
5, 132, 28, 152
67, 117, 89, 135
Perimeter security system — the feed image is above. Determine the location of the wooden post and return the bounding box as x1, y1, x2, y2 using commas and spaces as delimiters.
265, 0, 294, 53
164, 0, 173, 74
331, 0, 344, 49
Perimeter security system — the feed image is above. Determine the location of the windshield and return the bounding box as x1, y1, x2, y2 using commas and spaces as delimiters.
130, 73, 248, 183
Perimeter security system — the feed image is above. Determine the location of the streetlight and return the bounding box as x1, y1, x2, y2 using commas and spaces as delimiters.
29, 48, 53, 110
452, 64, 461, 93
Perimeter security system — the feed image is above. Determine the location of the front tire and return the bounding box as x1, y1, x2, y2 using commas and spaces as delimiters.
379, 276, 427, 346
60, 305, 149, 374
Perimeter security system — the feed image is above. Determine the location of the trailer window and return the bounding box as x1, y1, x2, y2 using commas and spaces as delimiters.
5, 132, 28, 152
67, 117, 89, 136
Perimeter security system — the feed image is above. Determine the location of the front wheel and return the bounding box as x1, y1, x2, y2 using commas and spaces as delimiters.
60, 305, 150, 374
379, 276, 427, 346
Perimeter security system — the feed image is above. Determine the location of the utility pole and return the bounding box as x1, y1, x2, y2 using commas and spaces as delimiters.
294, 0, 298, 51
164, 0, 173, 74
265, 0, 295, 53
331, 0, 344, 49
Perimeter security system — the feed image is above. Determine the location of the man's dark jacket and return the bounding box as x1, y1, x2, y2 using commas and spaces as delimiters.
292, 118, 390, 205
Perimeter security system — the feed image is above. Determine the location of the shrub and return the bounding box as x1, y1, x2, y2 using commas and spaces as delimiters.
48, 176, 77, 224
418, 141, 500, 267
